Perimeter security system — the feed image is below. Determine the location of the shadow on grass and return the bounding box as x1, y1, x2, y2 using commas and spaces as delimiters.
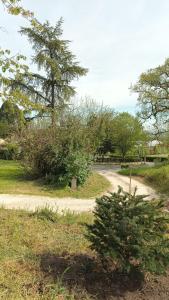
39, 252, 144, 299
1, 169, 60, 188
31, 178, 70, 194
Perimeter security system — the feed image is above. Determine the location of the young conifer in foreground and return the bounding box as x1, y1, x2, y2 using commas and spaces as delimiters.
86, 187, 169, 275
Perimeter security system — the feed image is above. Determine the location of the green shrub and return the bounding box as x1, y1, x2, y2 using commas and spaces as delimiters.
34, 145, 91, 187
145, 155, 168, 162
0, 143, 20, 160
153, 158, 162, 165
64, 151, 92, 186
0, 121, 10, 138
34, 144, 64, 180
86, 188, 169, 275
121, 164, 129, 169
20, 126, 92, 187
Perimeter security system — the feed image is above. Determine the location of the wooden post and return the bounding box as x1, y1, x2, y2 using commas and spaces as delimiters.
144, 155, 146, 164
129, 167, 132, 196
71, 177, 77, 190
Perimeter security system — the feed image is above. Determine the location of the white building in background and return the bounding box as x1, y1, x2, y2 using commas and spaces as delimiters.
148, 140, 162, 148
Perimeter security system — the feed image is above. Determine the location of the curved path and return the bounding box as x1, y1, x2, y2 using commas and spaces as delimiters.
0, 165, 157, 213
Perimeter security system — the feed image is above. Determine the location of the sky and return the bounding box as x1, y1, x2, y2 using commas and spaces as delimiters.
1, 0, 169, 113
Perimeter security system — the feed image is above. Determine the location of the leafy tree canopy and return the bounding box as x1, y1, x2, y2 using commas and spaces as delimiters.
0, 100, 24, 124
132, 58, 169, 133
1, 0, 33, 18
113, 112, 146, 159
0, 100, 25, 137
87, 110, 116, 153
0, 49, 38, 110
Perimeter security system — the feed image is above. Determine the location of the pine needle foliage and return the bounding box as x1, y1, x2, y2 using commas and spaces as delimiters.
13, 18, 88, 124
86, 188, 169, 275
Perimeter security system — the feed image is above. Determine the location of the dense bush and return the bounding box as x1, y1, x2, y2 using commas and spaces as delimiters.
20, 127, 92, 187
34, 144, 64, 180
145, 155, 168, 162
0, 143, 20, 160
0, 121, 10, 138
0, 101, 25, 138
39, 147, 91, 187
64, 151, 92, 186
86, 188, 169, 275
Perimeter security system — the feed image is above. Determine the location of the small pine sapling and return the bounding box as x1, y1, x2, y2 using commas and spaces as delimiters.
86, 187, 169, 275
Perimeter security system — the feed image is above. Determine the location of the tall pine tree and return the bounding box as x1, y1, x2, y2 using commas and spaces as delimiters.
13, 18, 88, 125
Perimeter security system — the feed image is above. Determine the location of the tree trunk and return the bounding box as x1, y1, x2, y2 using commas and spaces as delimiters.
51, 108, 56, 127
51, 75, 56, 126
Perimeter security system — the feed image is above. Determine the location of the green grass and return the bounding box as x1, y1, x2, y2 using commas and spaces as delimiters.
119, 163, 169, 195
0, 160, 111, 198
0, 207, 169, 299
0, 208, 95, 299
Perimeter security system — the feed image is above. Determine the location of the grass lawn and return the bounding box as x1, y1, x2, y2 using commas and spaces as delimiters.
0, 160, 111, 198
1, 208, 169, 299
119, 163, 169, 196
0, 208, 93, 299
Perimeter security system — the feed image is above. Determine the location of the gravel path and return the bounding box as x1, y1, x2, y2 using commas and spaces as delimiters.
0, 166, 157, 213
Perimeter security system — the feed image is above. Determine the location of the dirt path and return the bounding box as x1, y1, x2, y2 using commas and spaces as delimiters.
98, 169, 157, 199
0, 166, 157, 212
